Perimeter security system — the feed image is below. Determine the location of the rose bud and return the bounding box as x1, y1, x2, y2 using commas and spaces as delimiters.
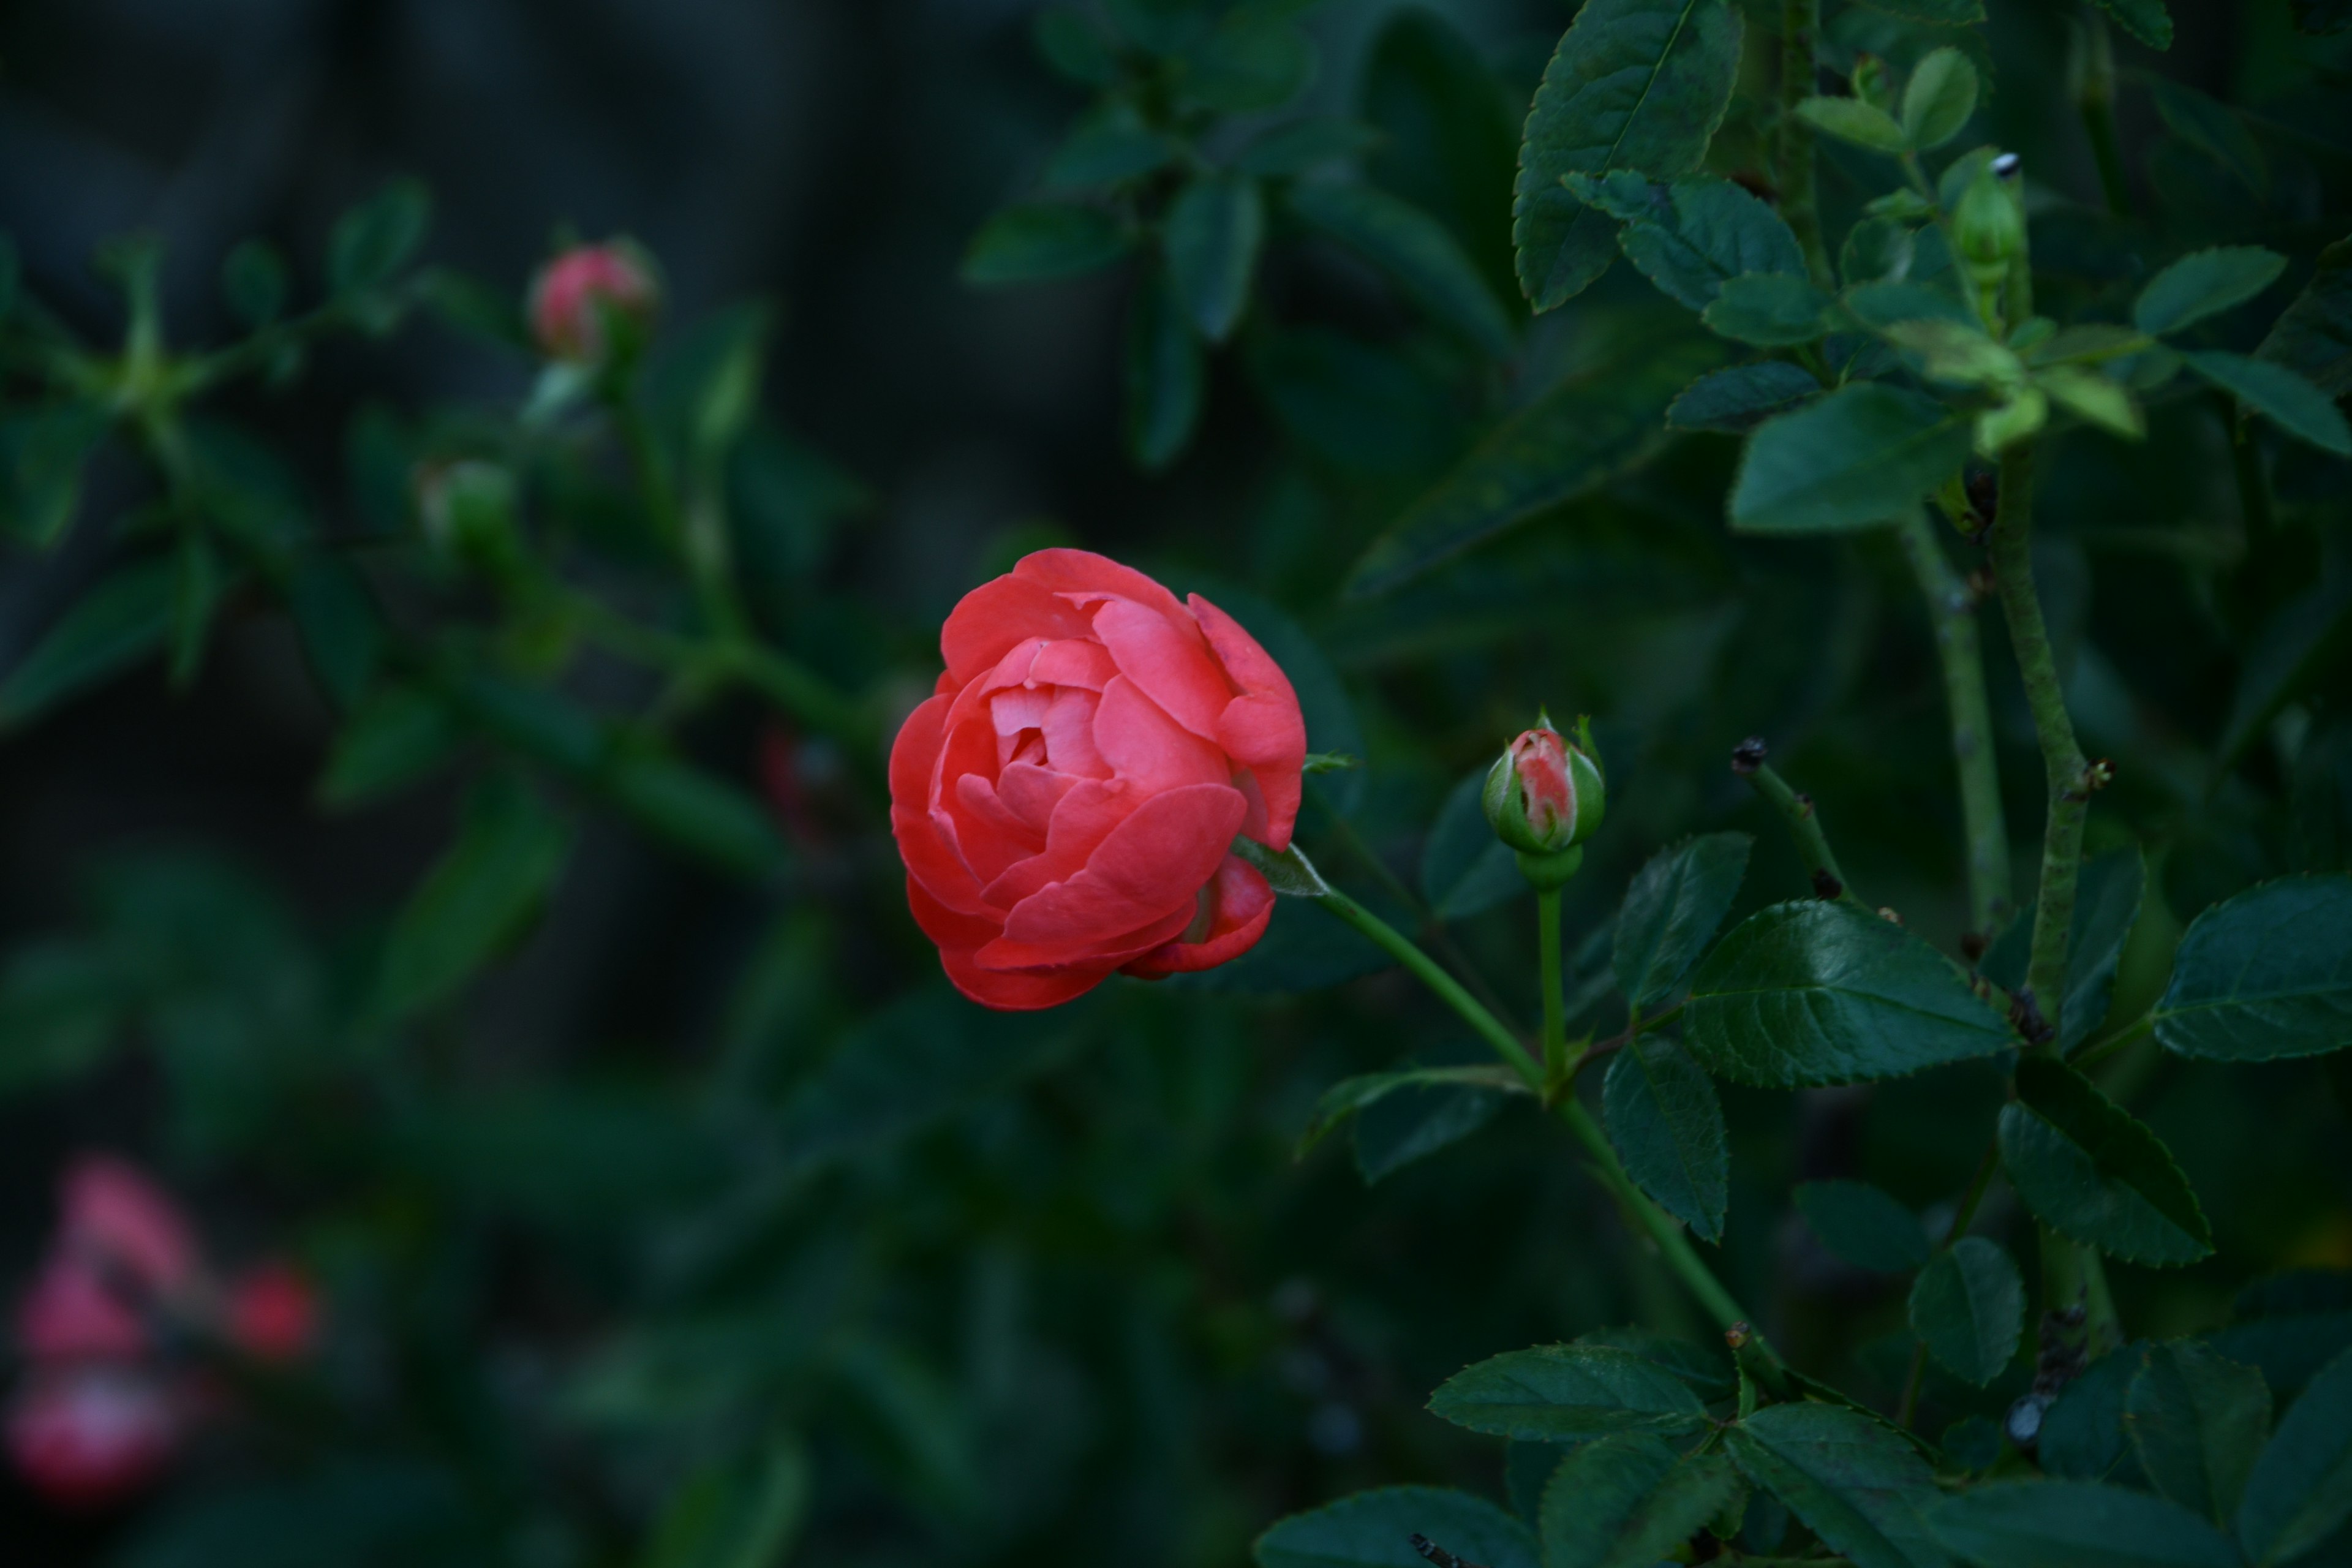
5, 1365, 183, 1507
1482, 714, 1604, 888
891, 549, 1307, 1009
223, 1262, 318, 1364
526, 239, 661, 364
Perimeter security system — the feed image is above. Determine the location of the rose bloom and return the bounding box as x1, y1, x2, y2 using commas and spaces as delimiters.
891, 549, 1306, 1008
527, 241, 660, 362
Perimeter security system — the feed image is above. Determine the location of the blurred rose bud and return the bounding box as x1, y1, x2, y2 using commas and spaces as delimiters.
1852, 54, 1895, 113
1953, 159, 2025, 271
5, 1365, 181, 1508
415, 458, 523, 577
223, 1263, 318, 1365
14, 1258, 149, 1363
1483, 715, 1604, 888
56, 1156, 198, 1307
527, 240, 660, 363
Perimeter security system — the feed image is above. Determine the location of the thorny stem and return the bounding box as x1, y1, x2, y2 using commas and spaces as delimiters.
1776, 0, 1834, 289
1897, 511, 2012, 939
1735, 748, 1861, 905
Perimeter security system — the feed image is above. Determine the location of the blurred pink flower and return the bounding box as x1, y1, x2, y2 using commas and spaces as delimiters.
5, 1365, 183, 1507
527, 240, 660, 362
14, 1257, 148, 1363
56, 1155, 199, 1304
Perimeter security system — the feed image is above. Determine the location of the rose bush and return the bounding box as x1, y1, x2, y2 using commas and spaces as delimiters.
889, 549, 1306, 1008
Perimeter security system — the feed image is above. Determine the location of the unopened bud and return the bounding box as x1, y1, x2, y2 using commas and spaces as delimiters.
1483, 714, 1604, 888
416, 459, 522, 578
527, 240, 661, 364
1953, 165, 2026, 271
1852, 55, 1896, 114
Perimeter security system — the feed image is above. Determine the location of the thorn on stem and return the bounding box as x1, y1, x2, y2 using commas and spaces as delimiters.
1731, 736, 1768, 775
2009, 986, 2055, 1046
1811, 868, 1844, 900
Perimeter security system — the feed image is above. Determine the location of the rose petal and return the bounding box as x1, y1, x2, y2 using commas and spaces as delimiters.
938, 947, 1112, 1010
984, 782, 1246, 967
1039, 687, 1111, 778
1123, 855, 1276, 977
953, 774, 1044, 883
980, 777, 1131, 908
1014, 548, 1191, 624
1188, 593, 1307, 851
941, 578, 1093, 685
1029, 637, 1119, 691
890, 694, 991, 914
1090, 595, 1231, 741
995, 761, 1076, 838
1091, 677, 1229, 794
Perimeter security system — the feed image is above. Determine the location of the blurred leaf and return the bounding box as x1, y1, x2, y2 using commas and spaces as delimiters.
1513, 0, 1745, 311
1238, 116, 1382, 176
2216, 574, 2352, 774
1360, 8, 1517, 297
1179, 13, 1314, 113
1296, 1061, 1525, 1156
1254, 1487, 1538, 1568
1165, 172, 1265, 341
1983, 847, 2146, 1051
1729, 383, 1973, 533
1427, 1345, 1708, 1441
2096, 0, 2174, 48
317, 684, 464, 810
1, 401, 108, 549
1684, 900, 2015, 1086
221, 239, 288, 329
1901, 48, 1978, 150
2258, 236, 2352, 397
2182, 352, 2352, 458
2235, 1348, 2352, 1566
1909, 1235, 2024, 1385
1842, 218, 1917, 287
2294, 0, 2352, 31
417, 266, 527, 348
400, 1087, 727, 1223
1043, 105, 1176, 190
1796, 96, 1910, 154
0, 554, 175, 729
1668, 361, 1823, 433
2124, 1343, 2271, 1525
1539, 1434, 1742, 1568
446, 668, 606, 775
1725, 1402, 1946, 1568
1929, 1481, 2238, 1568
1846, 279, 1977, 330
1602, 1035, 1728, 1243
2039, 365, 2145, 440
2152, 876, 2352, 1061
1287, 181, 1515, 358
1033, 7, 1119, 85
729, 426, 872, 589
1354, 1072, 1515, 1184
116, 1460, 472, 1568
1614, 833, 1751, 1008
604, 752, 789, 879
1703, 271, 1834, 345
1346, 329, 1717, 595
1250, 326, 1465, 477
1125, 264, 1204, 471
327, 178, 431, 296
2133, 247, 2288, 336
1420, 766, 1524, 921
829, 1335, 982, 1518
960, 205, 1129, 285
167, 532, 221, 690
2149, 79, 2259, 189
1796, 1179, 1932, 1271
1572, 173, 1807, 312
372, 772, 571, 1019
1999, 1055, 2213, 1267
288, 551, 385, 710
0, 943, 124, 1093
1852, 0, 1984, 20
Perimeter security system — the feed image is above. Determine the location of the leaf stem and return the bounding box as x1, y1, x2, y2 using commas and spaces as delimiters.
1896, 511, 2011, 939
1737, 752, 1860, 905
1776, 0, 1833, 290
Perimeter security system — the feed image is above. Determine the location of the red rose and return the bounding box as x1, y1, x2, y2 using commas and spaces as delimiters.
891, 550, 1307, 1009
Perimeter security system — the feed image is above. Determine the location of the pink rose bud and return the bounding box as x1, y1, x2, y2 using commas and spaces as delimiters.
526, 240, 660, 363
889, 549, 1308, 1009
6, 1365, 182, 1507
224, 1263, 318, 1364
1482, 714, 1604, 885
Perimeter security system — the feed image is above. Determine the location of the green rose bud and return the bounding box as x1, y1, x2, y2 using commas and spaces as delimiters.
1482, 712, 1605, 889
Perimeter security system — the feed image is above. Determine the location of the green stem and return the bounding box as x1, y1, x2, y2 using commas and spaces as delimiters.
1777, 0, 1833, 289
1322, 889, 1544, 1090
1741, 758, 1860, 904
1897, 512, 2012, 938
2073, 9, 2132, 219
1539, 888, 1568, 1079
2040, 1231, 2122, 1359
1989, 442, 2090, 1017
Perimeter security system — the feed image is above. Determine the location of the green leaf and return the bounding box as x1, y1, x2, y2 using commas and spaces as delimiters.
1238, 117, 1384, 177
1602, 1036, 1729, 1244
2257, 236, 2352, 398
328, 178, 431, 296
317, 684, 465, 810
2095, 0, 2174, 48
1796, 96, 1910, 154
1909, 1235, 2024, 1385
2182, 352, 2352, 458
1614, 833, 1752, 1007
2125, 1342, 2272, 1525
1999, 1055, 2212, 1266
2236, 1348, 2352, 1567
1539, 1434, 1743, 1568
2152, 876, 2352, 1062
1354, 1072, 1515, 1185
1930, 1481, 2240, 1568
221, 239, 288, 330
2150, 79, 2260, 189
1297, 1063, 1529, 1157
1703, 272, 1833, 345
1360, 8, 1519, 300
2039, 366, 2146, 440
1251, 326, 1467, 477
1125, 264, 1204, 472
1683, 899, 2015, 1087
1795, 1180, 1932, 1272
288, 552, 385, 711
1287, 182, 1515, 358
1043, 107, 1177, 190
1033, 7, 1119, 86
602, 752, 789, 880
1233, 837, 1333, 899
1255, 1487, 1539, 1568
1, 402, 110, 549
1901, 48, 1979, 150
1851, 0, 1984, 21
1883, 319, 2023, 388
1420, 766, 1526, 921
371, 774, 571, 1020
1569, 172, 1807, 312
0, 555, 175, 729
2216, 575, 2352, 773
1845, 280, 1977, 331
1667, 361, 1823, 433
1575, 1327, 1738, 1404
1729, 383, 1973, 534
1345, 329, 1717, 595
1842, 217, 1918, 288
2133, 248, 2288, 337
2040, 1344, 2149, 1483
1427, 1345, 1709, 1442
1179, 13, 1316, 113
1724, 1402, 1948, 1568
1512, 0, 1745, 312
1165, 172, 1266, 341
960, 205, 1130, 285
0, 943, 126, 1095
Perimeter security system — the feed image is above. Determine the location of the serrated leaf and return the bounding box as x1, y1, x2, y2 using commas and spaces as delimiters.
1254, 1487, 1539, 1568
1346, 329, 1716, 595
1901, 48, 1978, 150
1421, 766, 1526, 921
1575, 1327, 1738, 1403
1930, 1481, 2240, 1568
2257, 236, 2352, 397
1795, 1180, 1932, 1272
2236, 1347, 2352, 1567
372, 774, 571, 1020
2041, 1343, 2150, 1483
1702, 272, 1833, 345
1797, 96, 1910, 154
2124, 1342, 2271, 1525
1427, 1345, 1709, 1441
1729, 383, 1973, 534
1603, 1036, 1728, 1243
1512, 0, 1745, 312
1725, 1402, 1948, 1568
1909, 1236, 2024, 1385
1683, 900, 2015, 1085
0, 555, 175, 729
1667, 361, 1823, 433
1125, 264, 1204, 472
961, 205, 1130, 285
1570, 172, 1806, 312
1540, 1434, 1743, 1568
2096, 0, 2174, 48
1999, 1055, 2211, 1266
1614, 833, 1751, 1007
2152, 876, 2352, 1061
1297, 1063, 1529, 1157
2182, 352, 2352, 458
1166, 172, 1265, 341
1288, 182, 1515, 358
2133, 247, 2288, 337
328, 178, 431, 296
